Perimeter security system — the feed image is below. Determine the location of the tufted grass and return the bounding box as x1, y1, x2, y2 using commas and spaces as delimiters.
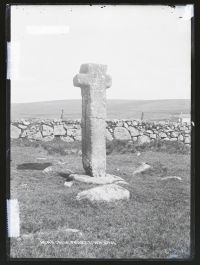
106, 139, 190, 155
9, 139, 191, 259
12, 137, 82, 156
12, 137, 190, 157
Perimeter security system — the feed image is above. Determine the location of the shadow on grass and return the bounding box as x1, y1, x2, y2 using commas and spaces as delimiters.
58, 173, 74, 181
17, 162, 52, 170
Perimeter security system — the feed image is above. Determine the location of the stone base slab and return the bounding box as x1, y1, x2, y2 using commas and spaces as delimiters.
69, 173, 128, 185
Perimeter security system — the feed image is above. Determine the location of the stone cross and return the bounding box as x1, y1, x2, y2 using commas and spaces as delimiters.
73, 63, 112, 177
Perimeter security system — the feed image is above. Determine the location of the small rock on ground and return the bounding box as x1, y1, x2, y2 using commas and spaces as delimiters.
36, 157, 47, 160
64, 181, 73, 187
160, 176, 182, 181
133, 162, 151, 175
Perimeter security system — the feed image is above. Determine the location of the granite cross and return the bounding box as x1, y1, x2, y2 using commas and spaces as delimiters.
73, 63, 112, 177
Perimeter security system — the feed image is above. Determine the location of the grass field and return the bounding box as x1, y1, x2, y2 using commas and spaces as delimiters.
10, 139, 191, 259
11, 99, 190, 120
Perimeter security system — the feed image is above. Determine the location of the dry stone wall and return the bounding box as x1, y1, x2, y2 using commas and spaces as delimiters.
11, 119, 191, 145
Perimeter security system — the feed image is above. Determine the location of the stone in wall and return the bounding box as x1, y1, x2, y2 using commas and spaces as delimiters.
53, 118, 63, 123
164, 128, 173, 133
20, 125, 38, 139
158, 132, 167, 138
10, 119, 191, 145
53, 125, 66, 136
42, 125, 54, 136
64, 123, 81, 130
146, 130, 153, 134
138, 135, 150, 144
114, 127, 131, 140
64, 124, 73, 130
124, 122, 129, 129
150, 133, 157, 139
108, 127, 114, 134
66, 128, 81, 141
158, 121, 166, 125
20, 119, 30, 126
67, 128, 81, 137
11, 125, 21, 139
17, 124, 27, 129
74, 135, 82, 141
41, 120, 52, 126
20, 130, 27, 138
132, 120, 138, 126
128, 127, 140, 137
169, 138, 177, 141
106, 120, 114, 126
184, 135, 190, 144
184, 129, 190, 135
178, 135, 184, 141
74, 124, 81, 130
116, 120, 124, 127
179, 126, 187, 131
29, 131, 43, 141
106, 129, 113, 141
171, 131, 179, 138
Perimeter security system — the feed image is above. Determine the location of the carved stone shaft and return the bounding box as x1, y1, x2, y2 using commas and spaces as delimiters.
73, 63, 112, 177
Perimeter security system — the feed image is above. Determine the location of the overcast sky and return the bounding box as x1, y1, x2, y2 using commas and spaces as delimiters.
10, 5, 192, 103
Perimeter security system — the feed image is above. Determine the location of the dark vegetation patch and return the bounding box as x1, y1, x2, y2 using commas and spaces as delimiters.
12, 138, 81, 156
57, 173, 74, 181
106, 139, 190, 155
12, 137, 190, 157
17, 162, 52, 170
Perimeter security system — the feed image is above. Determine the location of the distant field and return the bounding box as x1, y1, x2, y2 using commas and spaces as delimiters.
11, 99, 190, 121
